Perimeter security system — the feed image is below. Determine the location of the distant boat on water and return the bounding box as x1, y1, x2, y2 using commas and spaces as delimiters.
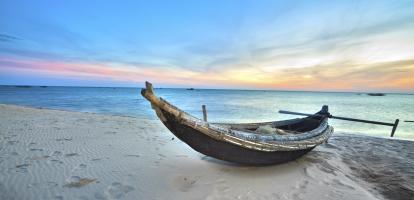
15, 85, 32, 88
186, 88, 195, 90
367, 93, 386, 96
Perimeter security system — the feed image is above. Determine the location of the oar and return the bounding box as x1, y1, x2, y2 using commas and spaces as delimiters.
279, 110, 400, 137
405, 120, 414, 122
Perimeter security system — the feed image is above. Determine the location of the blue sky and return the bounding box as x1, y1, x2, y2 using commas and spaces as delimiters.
1, 0, 414, 91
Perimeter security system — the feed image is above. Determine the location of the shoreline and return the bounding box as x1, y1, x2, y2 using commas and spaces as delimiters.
1, 104, 413, 199
0, 103, 144, 119
1, 102, 413, 142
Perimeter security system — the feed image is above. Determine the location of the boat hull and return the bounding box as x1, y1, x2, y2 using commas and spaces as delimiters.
160, 109, 315, 165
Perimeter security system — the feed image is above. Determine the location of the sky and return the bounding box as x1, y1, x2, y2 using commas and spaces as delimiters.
0, 0, 414, 92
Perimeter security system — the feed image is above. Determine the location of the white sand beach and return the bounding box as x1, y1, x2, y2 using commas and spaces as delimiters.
0, 104, 413, 200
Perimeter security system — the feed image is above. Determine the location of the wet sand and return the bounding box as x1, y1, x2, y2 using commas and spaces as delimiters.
0, 104, 413, 200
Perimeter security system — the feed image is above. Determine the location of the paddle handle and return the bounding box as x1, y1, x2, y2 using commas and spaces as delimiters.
278, 109, 400, 137
278, 110, 317, 117
330, 115, 394, 126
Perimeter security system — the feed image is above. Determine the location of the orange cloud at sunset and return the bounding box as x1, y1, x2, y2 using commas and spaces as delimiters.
1, 56, 413, 92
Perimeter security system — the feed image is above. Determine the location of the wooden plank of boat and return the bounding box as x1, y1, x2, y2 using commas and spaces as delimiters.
141, 81, 334, 165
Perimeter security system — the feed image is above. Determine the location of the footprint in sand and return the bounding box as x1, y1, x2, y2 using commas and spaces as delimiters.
31, 155, 50, 160
64, 176, 97, 188
215, 184, 230, 192
125, 154, 140, 158
55, 138, 72, 142
52, 151, 62, 156
302, 167, 311, 178
65, 153, 79, 157
50, 159, 64, 164
78, 164, 87, 169
295, 180, 309, 190
29, 148, 44, 152
15, 163, 29, 173
16, 163, 30, 168
106, 182, 134, 199
171, 176, 197, 192
212, 179, 229, 192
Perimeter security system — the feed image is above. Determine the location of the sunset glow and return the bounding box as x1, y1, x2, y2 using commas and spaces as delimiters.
1, 0, 414, 92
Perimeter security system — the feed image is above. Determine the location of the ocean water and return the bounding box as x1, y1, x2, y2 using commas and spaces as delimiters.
0, 86, 413, 139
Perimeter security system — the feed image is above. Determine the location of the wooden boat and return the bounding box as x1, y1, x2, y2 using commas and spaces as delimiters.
141, 82, 333, 165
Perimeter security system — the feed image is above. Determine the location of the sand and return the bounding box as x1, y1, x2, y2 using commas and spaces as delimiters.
0, 104, 413, 200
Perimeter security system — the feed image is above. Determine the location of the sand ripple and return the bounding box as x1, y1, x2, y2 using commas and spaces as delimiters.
0, 104, 413, 200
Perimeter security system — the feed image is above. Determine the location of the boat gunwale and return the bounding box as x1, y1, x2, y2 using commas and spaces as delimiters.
141, 82, 333, 151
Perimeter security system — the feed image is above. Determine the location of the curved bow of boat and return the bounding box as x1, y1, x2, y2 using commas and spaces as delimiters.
141, 81, 333, 152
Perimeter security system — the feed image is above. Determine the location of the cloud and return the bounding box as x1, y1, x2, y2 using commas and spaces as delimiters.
0, 34, 22, 42
256, 58, 414, 91
1, 52, 413, 92
172, 6, 414, 74
1, 1, 413, 92
0, 47, 62, 60
0, 56, 202, 87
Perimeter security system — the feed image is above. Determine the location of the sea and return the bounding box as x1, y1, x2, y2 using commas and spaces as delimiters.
1, 86, 413, 139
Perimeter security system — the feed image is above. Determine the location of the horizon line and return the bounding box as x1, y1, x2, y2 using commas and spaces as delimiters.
1, 84, 413, 95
